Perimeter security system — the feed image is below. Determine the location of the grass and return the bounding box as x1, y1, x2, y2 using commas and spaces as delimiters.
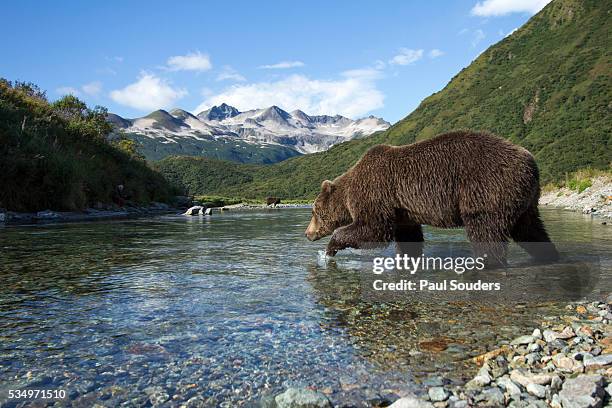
543, 168, 611, 194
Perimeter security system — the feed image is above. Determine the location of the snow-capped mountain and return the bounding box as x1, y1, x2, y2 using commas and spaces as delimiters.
108, 104, 390, 163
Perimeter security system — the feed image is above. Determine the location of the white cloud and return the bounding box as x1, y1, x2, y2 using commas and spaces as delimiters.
258, 61, 305, 69
374, 59, 386, 69
389, 48, 424, 66
166, 51, 212, 72
216, 66, 246, 82
429, 49, 444, 58
471, 0, 552, 16
82, 81, 102, 96
56, 86, 80, 96
110, 73, 187, 110
472, 29, 486, 47
194, 70, 383, 118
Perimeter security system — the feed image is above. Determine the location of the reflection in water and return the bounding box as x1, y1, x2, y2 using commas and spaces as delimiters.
0, 209, 609, 405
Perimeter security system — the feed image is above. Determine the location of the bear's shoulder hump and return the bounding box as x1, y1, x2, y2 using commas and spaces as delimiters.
365, 144, 391, 156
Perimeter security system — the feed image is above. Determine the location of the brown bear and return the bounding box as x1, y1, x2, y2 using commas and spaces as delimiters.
304, 130, 559, 265
266, 196, 281, 207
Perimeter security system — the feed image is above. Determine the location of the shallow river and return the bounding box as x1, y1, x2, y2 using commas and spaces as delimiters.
0, 208, 610, 406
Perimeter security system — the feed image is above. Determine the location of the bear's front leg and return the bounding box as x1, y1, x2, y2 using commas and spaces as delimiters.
326, 221, 392, 256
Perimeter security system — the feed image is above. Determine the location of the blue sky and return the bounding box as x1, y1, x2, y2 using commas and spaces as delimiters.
0, 0, 551, 122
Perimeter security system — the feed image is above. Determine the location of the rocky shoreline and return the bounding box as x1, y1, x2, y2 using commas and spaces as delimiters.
540, 177, 612, 219
219, 203, 311, 211
0, 202, 176, 225
264, 296, 611, 408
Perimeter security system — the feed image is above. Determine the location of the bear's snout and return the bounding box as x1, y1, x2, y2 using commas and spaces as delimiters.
305, 218, 320, 241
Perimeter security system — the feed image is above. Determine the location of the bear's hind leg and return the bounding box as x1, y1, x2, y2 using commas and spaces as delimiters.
511, 205, 559, 262
463, 213, 510, 267
394, 224, 424, 258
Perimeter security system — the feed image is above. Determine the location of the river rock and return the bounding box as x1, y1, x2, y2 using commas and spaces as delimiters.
274, 388, 331, 408
532, 328, 543, 339
509, 369, 551, 387
550, 375, 563, 392
552, 353, 582, 372
183, 206, 204, 216
583, 354, 612, 368
526, 383, 547, 398
606, 382, 612, 397
543, 329, 559, 343
510, 335, 535, 346
496, 375, 522, 396
558, 374, 605, 408
388, 396, 434, 408
527, 342, 542, 353
557, 326, 576, 340
466, 366, 493, 388
488, 357, 509, 378
474, 387, 505, 406
428, 387, 449, 402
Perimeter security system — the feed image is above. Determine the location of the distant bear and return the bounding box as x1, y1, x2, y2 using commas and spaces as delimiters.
304, 131, 559, 265
266, 197, 281, 207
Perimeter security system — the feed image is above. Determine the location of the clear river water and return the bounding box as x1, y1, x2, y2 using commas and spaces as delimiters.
0, 208, 610, 407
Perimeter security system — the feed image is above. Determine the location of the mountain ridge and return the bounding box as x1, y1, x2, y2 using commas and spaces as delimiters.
108, 104, 390, 163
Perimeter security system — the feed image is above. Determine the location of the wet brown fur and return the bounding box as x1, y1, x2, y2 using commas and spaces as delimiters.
305, 130, 559, 264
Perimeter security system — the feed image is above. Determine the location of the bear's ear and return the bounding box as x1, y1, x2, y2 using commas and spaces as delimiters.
321, 180, 334, 193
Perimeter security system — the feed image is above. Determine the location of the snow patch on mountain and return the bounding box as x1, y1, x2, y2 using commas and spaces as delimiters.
109, 104, 390, 156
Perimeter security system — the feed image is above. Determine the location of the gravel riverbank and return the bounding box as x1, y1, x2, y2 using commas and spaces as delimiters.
267, 296, 611, 408
540, 177, 612, 219
0, 202, 176, 225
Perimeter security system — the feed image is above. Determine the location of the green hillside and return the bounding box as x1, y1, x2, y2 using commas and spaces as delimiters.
159, 0, 610, 199
0, 80, 175, 212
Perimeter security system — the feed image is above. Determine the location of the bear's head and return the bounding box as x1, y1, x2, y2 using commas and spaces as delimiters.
305, 180, 352, 241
